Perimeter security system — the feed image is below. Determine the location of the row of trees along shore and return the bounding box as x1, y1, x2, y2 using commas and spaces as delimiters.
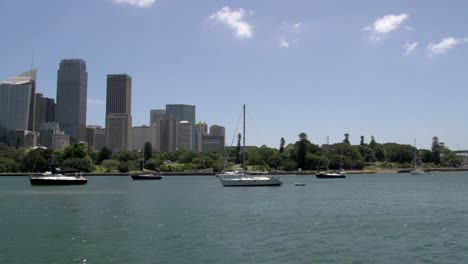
0, 133, 460, 173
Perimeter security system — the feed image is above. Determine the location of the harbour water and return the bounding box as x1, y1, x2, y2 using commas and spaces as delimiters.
1, 173, 467, 263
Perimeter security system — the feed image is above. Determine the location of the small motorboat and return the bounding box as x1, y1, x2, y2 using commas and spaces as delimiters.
131, 172, 163, 180
294, 182, 306, 186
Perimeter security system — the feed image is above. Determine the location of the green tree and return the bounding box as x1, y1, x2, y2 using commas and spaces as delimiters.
343, 133, 350, 144
101, 159, 120, 172
118, 162, 130, 173
432, 136, 441, 165
22, 148, 53, 172
63, 143, 87, 160
295, 132, 310, 169
360, 135, 365, 146
143, 141, 153, 161
279, 137, 285, 153
97, 147, 112, 164
62, 157, 93, 172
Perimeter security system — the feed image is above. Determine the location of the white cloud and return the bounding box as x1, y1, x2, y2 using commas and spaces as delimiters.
278, 22, 303, 48
279, 39, 289, 48
88, 98, 105, 107
464, 37, 468, 42
209, 7, 253, 39
427, 37, 462, 55
403, 42, 419, 56
113, 0, 155, 7
365, 13, 409, 41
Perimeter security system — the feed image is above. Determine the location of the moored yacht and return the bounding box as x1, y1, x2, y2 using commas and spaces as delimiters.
30, 169, 87, 185
217, 105, 282, 187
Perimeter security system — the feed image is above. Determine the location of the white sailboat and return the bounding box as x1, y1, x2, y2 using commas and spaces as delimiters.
411, 139, 427, 175
218, 105, 282, 186
316, 137, 346, 178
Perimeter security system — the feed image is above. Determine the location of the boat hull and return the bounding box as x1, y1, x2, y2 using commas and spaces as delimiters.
220, 177, 282, 186
316, 174, 346, 179
30, 178, 87, 185
131, 175, 163, 180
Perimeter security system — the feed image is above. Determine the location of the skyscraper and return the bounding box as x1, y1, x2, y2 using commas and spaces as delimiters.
150, 109, 166, 151
55, 59, 87, 142
209, 125, 225, 136
0, 70, 36, 144
177, 121, 192, 150
166, 104, 195, 149
159, 117, 177, 152
34, 93, 55, 132
105, 74, 132, 152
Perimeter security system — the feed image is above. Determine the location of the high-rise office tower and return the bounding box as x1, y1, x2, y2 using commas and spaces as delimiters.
196, 121, 208, 135
166, 104, 195, 149
34, 93, 55, 132
195, 121, 208, 152
105, 74, 132, 152
150, 109, 167, 126
209, 125, 225, 136
132, 125, 154, 151
177, 121, 192, 150
0, 70, 36, 144
159, 117, 177, 152
55, 59, 87, 142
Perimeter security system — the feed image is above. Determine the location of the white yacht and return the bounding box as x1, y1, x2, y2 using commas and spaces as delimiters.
410, 139, 427, 175
218, 105, 282, 187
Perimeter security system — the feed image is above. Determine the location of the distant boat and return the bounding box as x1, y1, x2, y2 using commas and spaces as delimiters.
294, 182, 306, 186
217, 105, 282, 187
316, 137, 347, 179
316, 169, 347, 178
131, 172, 163, 180
30, 171, 88, 185
410, 139, 427, 175
30, 151, 87, 185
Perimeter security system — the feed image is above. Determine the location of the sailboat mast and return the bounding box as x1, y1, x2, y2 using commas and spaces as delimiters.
243, 104, 246, 174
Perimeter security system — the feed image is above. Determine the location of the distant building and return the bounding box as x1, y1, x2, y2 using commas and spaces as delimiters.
201, 134, 224, 153
132, 125, 154, 151
149, 109, 166, 151
7, 130, 38, 148
209, 125, 225, 136
34, 93, 55, 132
166, 104, 195, 150
39, 122, 70, 150
0, 70, 37, 144
196, 121, 208, 135
150, 109, 166, 126
159, 117, 177, 152
105, 74, 132, 152
177, 121, 192, 150
56, 59, 87, 142
86, 125, 106, 150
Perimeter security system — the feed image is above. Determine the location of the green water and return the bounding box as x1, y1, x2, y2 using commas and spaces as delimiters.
1, 173, 468, 263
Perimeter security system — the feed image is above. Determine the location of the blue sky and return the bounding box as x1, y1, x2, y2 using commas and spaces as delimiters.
1, 0, 467, 150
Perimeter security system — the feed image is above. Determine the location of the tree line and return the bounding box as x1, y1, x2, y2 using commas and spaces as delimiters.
0, 133, 460, 173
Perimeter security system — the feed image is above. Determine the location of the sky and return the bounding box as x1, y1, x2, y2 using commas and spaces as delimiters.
1, 0, 467, 150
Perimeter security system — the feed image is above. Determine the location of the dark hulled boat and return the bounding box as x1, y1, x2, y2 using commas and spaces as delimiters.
131, 172, 163, 180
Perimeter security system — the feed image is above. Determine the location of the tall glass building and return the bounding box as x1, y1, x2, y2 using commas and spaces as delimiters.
105, 74, 132, 152
166, 104, 195, 150
56, 59, 87, 142
0, 70, 36, 144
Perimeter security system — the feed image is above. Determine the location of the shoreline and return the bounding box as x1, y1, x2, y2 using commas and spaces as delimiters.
2, 168, 468, 177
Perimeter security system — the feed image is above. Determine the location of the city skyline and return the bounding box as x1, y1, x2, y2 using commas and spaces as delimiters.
1, 1, 468, 149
